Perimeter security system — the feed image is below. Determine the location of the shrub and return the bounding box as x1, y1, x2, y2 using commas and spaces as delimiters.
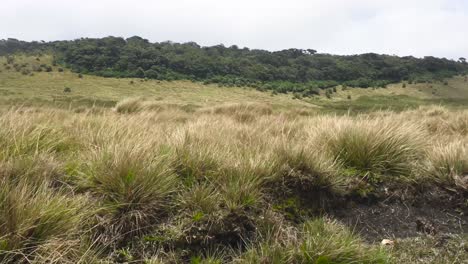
64, 87, 71, 93
136, 67, 145, 78
145, 69, 159, 79
21, 68, 31, 75
58, 68, 64, 72
6, 56, 14, 64
78, 73, 83, 78
292, 92, 302, 99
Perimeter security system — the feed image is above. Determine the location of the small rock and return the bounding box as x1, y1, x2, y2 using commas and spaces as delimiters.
381, 239, 394, 246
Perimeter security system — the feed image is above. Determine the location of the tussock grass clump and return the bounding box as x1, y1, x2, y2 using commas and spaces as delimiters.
81, 144, 179, 242
178, 183, 222, 215
114, 98, 193, 117
418, 105, 449, 117
0, 181, 89, 263
114, 97, 144, 113
403, 106, 468, 136
297, 219, 387, 263
391, 235, 468, 263
199, 103, 273, 123
237, 218, 388, 264
175, 145, 265, 212
202, 103, 273, 116
174, 133, 225, 183
448, 114, 468, 136
218, 168, 265, 211
0, 155, 63, 186
275, 143, 345, 194
430, 112, 468, 136
427, 141, 468, 189
173, 118, 280, 208
0, 110, 78, 159
315, 117, 426, 182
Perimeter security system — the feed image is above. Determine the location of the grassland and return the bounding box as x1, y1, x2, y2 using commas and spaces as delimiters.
0, 55, 467, 263
0, 55, 314, 111
1, 55, 468, 113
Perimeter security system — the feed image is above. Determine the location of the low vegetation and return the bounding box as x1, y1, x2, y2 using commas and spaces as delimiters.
0, 53, 466, 262
0, 99, 466, 263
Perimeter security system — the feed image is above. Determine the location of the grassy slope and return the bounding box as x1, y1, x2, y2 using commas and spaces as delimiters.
335, 76, 468, 100
0, 55, 313, 110
0, 55, 467, 263
310, 76, 468, 112
1, 55, 468, 113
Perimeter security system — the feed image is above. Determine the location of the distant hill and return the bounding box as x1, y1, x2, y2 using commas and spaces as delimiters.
1, 37, 467, 97
1, 55, 467, 112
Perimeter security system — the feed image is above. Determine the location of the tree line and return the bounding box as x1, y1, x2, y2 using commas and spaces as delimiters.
1, 37, 467, 96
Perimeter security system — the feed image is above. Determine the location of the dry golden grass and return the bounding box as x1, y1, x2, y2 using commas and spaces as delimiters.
0, 55, 314, 112
327, 75, 468, 101
0, 100, 467, 262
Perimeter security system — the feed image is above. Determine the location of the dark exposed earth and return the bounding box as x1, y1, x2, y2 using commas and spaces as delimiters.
331, 187, 467, 242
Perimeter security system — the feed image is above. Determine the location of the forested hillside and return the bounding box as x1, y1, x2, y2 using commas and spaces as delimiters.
1, 37, 467, 96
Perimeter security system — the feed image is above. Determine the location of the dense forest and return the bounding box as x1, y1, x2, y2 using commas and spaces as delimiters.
1, 37, 467, 96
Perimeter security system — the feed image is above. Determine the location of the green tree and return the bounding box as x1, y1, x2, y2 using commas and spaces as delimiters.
136, 67, 145, 78
145, 69, 159, 79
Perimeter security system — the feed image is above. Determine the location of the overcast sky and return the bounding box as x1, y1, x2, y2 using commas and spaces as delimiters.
2, 0, 467, 59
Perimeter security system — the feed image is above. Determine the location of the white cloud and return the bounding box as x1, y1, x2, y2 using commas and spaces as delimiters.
1, 0, 467, 59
